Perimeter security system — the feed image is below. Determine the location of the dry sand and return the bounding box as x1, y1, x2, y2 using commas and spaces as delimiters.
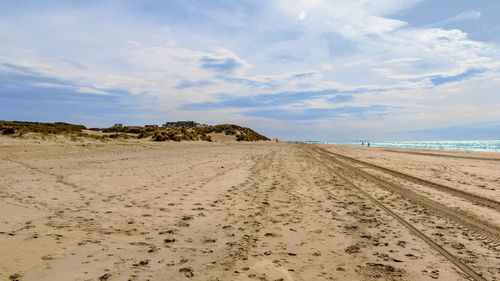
0, 137, 499, 281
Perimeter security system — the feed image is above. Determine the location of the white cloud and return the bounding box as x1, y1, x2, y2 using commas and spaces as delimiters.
427, 10, 481, 28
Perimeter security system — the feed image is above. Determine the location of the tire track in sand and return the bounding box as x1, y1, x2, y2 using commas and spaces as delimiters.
310, 146, 500, 245
318, 148, 500, 211
307, 147, 488, 281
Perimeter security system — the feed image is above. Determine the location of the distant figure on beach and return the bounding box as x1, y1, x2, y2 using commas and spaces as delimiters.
367, 143, 370, 147
362, 142, 364, 146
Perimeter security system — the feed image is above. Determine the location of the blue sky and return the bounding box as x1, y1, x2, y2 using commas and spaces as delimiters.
1, 0, 499, 140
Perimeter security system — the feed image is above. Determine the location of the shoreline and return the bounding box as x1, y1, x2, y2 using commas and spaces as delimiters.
311, 142, 500, 156
307, 140, 500, 153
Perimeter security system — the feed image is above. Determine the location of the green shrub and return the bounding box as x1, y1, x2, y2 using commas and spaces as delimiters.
1, 127, 15, 135
152, 130, 181, 142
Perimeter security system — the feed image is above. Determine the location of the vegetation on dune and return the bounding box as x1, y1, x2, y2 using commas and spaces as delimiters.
151, 127, 213, 142
0, 121, 86, 135
0, 120, 269, 142
103, 124, 269, 142
196, 124, 270, 141
0, 120, 109, 141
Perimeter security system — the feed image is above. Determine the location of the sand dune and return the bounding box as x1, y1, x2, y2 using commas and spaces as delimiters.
1, 137, 499, 280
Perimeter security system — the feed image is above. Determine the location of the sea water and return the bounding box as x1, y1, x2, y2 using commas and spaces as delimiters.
307, 140, 500, 152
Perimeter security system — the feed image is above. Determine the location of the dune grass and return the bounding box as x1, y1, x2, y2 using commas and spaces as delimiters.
0, 121, 269, 142
0, 120, 85, 135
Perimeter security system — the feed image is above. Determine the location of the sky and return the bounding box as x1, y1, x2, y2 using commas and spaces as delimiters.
1, 0, 500, 141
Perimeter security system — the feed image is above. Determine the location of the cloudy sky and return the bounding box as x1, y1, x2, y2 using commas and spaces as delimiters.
1, 0, 500, 140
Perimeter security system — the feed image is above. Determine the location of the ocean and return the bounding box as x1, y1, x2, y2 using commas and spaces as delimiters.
307, 139, 500, 152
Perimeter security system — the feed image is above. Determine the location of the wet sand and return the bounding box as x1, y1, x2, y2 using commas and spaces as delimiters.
1, 137, 499, 280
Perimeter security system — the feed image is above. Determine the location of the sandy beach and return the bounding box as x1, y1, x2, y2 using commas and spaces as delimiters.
1, 137, 499, 281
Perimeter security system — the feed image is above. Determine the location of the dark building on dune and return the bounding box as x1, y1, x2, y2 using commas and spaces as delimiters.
162, 121, 201, 127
